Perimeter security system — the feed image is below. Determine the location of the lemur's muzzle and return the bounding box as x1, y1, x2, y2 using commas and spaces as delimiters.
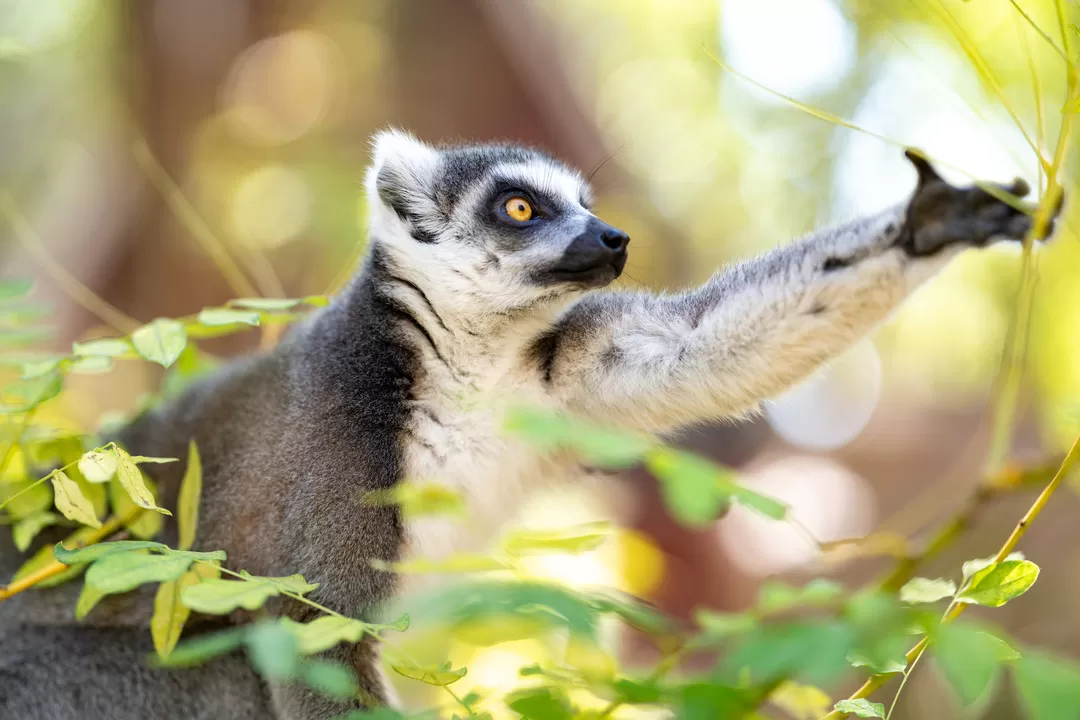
547, 218, 629, 286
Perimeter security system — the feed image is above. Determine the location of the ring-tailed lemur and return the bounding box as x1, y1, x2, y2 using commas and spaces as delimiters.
0, 130, 1051, 719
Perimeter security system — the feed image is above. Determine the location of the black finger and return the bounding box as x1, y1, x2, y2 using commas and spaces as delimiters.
905, 149, 944, 190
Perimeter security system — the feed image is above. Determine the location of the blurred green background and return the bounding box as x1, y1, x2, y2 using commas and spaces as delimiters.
1, 0, 1078, 717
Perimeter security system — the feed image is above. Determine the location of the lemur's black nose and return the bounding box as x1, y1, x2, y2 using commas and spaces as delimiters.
600, 226, 629, 252
548, 218, 630, 285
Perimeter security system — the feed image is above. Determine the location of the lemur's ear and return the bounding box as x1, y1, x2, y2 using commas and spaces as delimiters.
366, 129, 442, 243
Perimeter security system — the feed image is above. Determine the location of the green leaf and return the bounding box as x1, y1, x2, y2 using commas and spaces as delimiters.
956, 560, 1039, 608
246, 621, 300, 681
391, 661, 467, 686
58, 539, 154, 566
729, 484, 789, 519
833, 699, 885, 718
646, 448, 729, 528
181, 577, 280, 614
502, 521, 612, 556
75, 581, 107, 620
153, 627, 247, 668
504, 406, 653, 468
131, 318, 187, 368
962, 552, 1025, 582
68, 355, 113, 374
899, 577, 957, 605
197, 307, 261, 327
1014, 650, 1080, 720
78, 448, 118, 483
302, 660, 359, 699
128, 455, 180, 464
72, 338, 133, 358
86, 551, 194, 595
505, 686, 572, 719
678, 683, 753, 720
177, 440, 202, 550
50, 470, 101, 528
933, 623, 1008, 707
694, 609, 758, 641
281, 616, 370, 655
723, 619, 856, 685
113, 445, 172, 515
13, 510, 61, 551
243, 572, 319, 595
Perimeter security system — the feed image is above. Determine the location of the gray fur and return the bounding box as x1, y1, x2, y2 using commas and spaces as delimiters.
0, 132, 1046, 719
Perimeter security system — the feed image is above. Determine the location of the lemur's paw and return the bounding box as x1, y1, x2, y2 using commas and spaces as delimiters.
899, 149, 1058, 257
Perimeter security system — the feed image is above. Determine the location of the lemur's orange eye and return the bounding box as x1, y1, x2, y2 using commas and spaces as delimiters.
504, 197, 533, 222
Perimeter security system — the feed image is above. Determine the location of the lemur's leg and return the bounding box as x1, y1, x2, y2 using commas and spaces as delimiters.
534, 153, 1051, 433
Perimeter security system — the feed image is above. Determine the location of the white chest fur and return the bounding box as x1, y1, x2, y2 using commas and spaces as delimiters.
401, 363, 561, 565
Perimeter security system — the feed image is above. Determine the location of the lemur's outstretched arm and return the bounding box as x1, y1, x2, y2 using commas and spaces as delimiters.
536, 153, 1046, 433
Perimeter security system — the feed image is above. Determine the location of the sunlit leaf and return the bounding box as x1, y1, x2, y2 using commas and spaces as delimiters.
181, 577, 277, 614
131, 318, 187, 368
86, 551, 194, 595
961, 552, 1025, 582
108, 477, 163, 539
50, 470, 101, 528
152, 563, 217, 657
177, 440, 202, 550
78, 448, 118, 483
900, 577, 957, 605
564, 633, 615, 679
833, 699, 884, 718
197, 307, 261, 327
72, 338, 133, 358
502, 521, 612, 556
113, 445, 172, 515
505, 406, 653, 468
771, 681, 833, 720
391, 660, 466, 686
13, 510, 61, 551
280, 615, 370, 655
956, 560, 1039, 607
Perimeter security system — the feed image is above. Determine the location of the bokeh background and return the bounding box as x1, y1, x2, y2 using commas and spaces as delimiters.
2, 0, 1078, 717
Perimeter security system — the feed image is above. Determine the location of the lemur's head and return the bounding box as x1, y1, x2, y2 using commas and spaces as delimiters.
365, 130, 628, 315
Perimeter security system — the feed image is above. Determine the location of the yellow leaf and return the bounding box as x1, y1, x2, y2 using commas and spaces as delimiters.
113, 446, 171, 516
109, 477, 164, 539
50, 471, 101, 528
152, 565, 215, 657
391, 661, 466, 686
771, 681, 833, 720
564, 634, 615, 680
177, 440, 202, 550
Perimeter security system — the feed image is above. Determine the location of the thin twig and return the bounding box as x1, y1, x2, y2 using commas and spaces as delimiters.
0, 192, 141, 334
